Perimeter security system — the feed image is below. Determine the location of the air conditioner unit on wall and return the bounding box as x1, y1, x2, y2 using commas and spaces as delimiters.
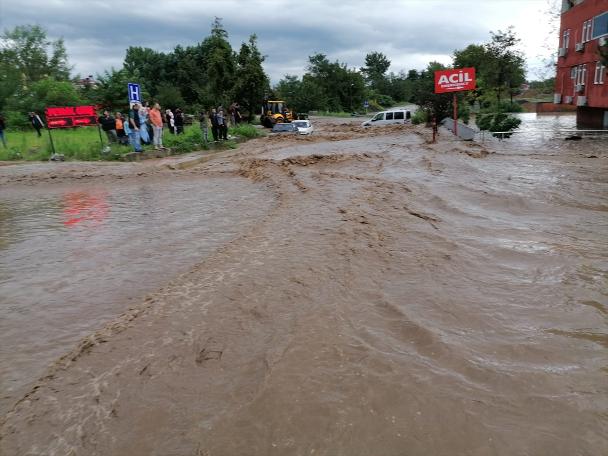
599, 36, 608, 47
576, 96, 587, 106
554, 93, 562, 103
558, 47, 567, 57
565, 96, 573, 104
575, 83, 585, 92
575, 42, 585, 52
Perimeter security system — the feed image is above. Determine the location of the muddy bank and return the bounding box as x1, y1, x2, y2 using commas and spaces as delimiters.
1, 118, 607, 455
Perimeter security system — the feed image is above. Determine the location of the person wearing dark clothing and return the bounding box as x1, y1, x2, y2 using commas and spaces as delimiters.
125, 103, 146, 152
29, 112, 44, 137
210, 108, 219, 142
98, 111, 117, 143
128, 104, 143, 151
0, 114, 7, 147
229, 102, 242, 125
115, 112, 128, 145
174, 108, 184, 134
217, 109, 228, 140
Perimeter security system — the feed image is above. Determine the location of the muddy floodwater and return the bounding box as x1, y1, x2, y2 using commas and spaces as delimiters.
0, 178, 274, 412
1, 118, 607, 455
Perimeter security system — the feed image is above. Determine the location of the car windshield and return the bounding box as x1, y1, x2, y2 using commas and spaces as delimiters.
372, 113, 384, 121
293, 121, 308, 127
273, 124, 294, 131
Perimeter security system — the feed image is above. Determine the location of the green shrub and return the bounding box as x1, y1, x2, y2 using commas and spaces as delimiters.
411, 110, 428, 125
376, 94, 395, 108
476, 112, 521, 138
163, 126, 207, 153
229, 124, 263, 138
4, 111, 31, 130
367, 100, 383, 112
476, 113, 493, 131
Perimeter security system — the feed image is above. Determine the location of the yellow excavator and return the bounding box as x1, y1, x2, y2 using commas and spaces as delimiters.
261, 100, 293, 128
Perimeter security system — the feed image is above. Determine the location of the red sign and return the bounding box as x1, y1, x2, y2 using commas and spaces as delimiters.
45, 105, 98, 129
434, 68, 476, 93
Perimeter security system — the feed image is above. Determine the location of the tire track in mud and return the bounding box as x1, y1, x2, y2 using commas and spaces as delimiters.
0, 146, 395, 454
1, 140, 467, 454
2, 121, 606, 455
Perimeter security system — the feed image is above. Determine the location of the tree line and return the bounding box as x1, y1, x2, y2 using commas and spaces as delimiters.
0, 20, 531, 129
0, 20, 268, 128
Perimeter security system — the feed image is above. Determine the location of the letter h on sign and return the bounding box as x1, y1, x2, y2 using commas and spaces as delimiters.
128, 83, 141, 103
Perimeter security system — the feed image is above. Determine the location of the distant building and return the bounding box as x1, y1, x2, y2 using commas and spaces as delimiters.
554, 0, 607, 128
75, 75, 98, 89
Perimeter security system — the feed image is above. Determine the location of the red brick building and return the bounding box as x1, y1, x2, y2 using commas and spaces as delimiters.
554, 0, 608, 128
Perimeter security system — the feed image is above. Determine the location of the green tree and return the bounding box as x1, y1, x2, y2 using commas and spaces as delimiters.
233, 34, 269, 121
484, 28, 526, 104
305, 53, 365, 111
0, 25, 72, 111
0, 58, 21, 110
25, 78, 83, 113
123, 46, 168, 97
0, 25, 71, 85
93, 68, 147, 110
202, 18, 236, 106
156, 83, 185, 110
276, 75, 328, 113
361, 51, 391, 93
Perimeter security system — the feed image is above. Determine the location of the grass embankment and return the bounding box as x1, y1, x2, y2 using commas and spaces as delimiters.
0, 124, 263, 161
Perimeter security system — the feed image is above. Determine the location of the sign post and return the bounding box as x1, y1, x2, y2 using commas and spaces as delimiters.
434, 67, 476, 138
453, 93, 458, 137
127, 82, 141, 107
47, 127, 57, 155
44, 106, 100, 158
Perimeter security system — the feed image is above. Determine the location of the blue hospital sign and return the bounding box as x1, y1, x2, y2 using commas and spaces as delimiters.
127, 83, 141, 103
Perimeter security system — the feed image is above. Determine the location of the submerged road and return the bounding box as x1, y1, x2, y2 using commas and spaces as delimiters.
1, 118, 607, 455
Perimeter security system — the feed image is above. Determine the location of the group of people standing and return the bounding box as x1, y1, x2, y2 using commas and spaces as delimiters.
98, 102, 170, 152
199, 103, 242, 142
0, 101, 244, 153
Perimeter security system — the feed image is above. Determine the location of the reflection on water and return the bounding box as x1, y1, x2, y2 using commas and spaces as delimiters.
477, 113, 607, 153
0, 177, 273, 412
63, 191, 109, 227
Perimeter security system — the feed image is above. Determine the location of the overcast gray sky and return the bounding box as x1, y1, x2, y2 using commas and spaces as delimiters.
0, 0, 557, 83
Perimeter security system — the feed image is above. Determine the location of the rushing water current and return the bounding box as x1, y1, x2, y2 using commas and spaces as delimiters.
0, 117, 607, 454
0, 177, 273, 412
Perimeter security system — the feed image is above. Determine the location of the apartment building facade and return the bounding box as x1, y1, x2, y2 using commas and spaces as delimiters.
555, 0, 608, 128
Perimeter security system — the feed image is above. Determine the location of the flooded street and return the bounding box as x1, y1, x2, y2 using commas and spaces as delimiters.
0, 178, 274, 413
1, 117, 607, 455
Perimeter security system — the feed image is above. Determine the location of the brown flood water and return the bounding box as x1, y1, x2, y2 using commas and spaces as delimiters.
1, 118, 607, 455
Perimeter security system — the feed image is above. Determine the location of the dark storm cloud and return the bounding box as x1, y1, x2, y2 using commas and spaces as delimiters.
1, 0, 551, 82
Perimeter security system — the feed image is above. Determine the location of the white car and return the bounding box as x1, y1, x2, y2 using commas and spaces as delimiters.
292, 119, 314, 135
361, 109, 412, 127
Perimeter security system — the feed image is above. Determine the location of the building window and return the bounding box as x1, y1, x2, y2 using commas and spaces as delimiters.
582, 19, 593, 42
571, 66, 577, 79
577, 64, 587, 85
592, 11, 608, 39
595, 61, 606, 84
563, 29, 570, 49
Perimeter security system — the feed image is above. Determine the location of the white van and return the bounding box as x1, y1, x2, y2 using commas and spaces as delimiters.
361, 109, 412, 127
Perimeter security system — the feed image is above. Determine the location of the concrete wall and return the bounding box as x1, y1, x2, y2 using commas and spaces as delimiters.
577, 106, 608, 128
534, 102, 577, 113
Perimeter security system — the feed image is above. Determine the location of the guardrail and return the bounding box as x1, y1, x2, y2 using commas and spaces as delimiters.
481, 129, 608, 141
